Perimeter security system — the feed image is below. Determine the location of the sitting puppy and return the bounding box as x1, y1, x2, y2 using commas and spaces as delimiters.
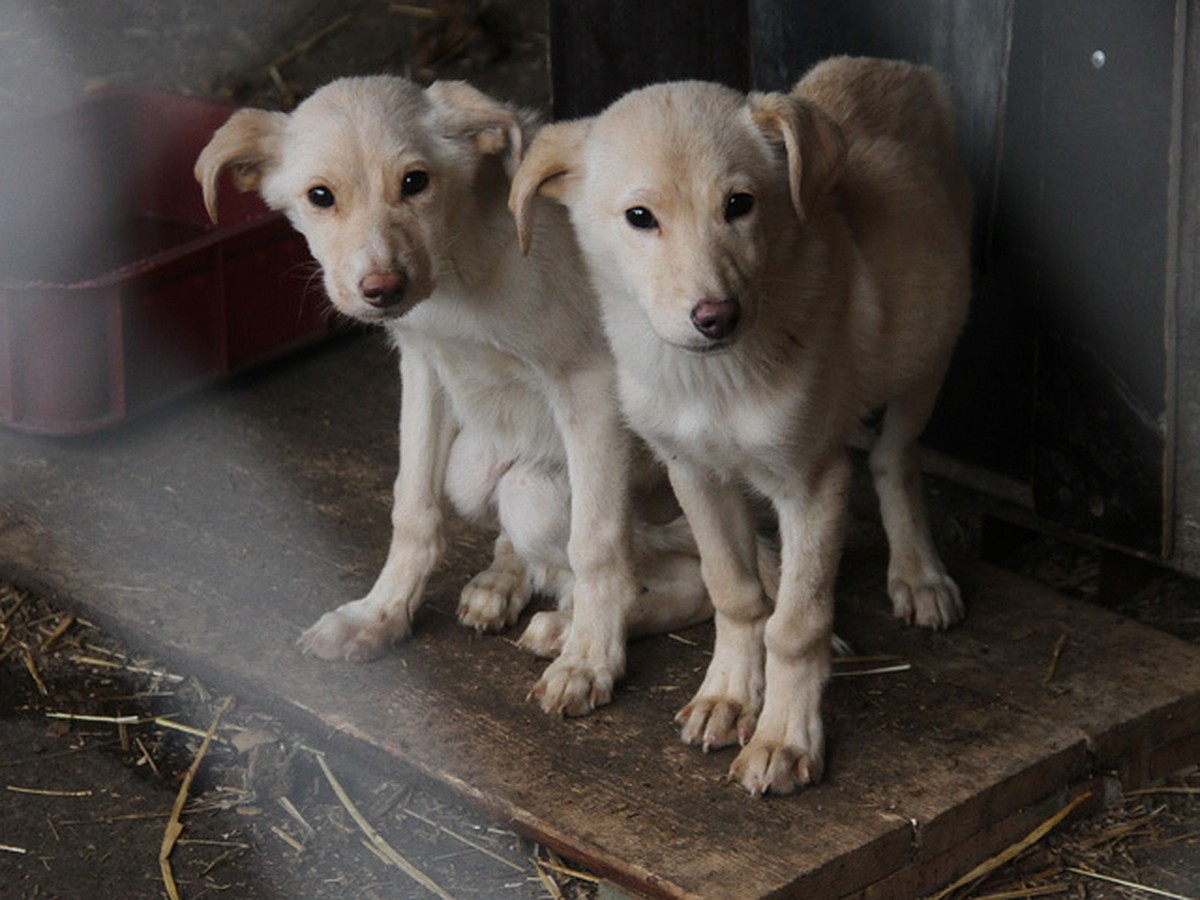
511, 56, 972, 793
195, 76, 715, 715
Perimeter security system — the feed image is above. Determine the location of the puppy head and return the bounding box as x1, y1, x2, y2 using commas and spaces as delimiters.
511, 81, 845, 352
195, 77, 529, 323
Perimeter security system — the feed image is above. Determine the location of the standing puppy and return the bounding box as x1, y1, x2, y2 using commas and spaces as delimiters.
511, 57, 972, 793
196, 77, 713, 715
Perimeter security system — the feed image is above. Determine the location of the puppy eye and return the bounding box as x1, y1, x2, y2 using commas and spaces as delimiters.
402, 170, 430, 197
725, 192, 754, 222
307, 186, 335, 209
625, 207, 659, 230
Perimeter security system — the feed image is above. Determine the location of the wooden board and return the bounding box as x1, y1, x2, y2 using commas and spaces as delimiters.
2, 334, 1200, 898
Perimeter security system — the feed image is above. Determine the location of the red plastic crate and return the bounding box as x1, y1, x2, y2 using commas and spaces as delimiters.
0, 88, 331, 435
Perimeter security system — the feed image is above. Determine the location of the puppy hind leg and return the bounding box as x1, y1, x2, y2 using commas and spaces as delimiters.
474, 461, 576, 653
518, 568, 574, 658
870, 381, 964, 630
523, 520, 712, 655
457, 531, 534, 633
621, 517, 709, 639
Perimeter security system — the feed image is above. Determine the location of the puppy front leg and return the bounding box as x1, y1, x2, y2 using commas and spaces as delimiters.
669, 460, 770, 751
530, 364, 638, 716
299, 347, 453, 661
730, 455, 848, 796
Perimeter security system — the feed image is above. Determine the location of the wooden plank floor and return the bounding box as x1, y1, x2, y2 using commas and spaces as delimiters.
3, 333, 1199, 898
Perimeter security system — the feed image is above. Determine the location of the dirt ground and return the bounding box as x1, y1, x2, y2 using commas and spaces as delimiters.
1, 2, 1199, 898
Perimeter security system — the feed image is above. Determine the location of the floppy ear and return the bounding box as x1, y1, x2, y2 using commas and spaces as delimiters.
425, 80, 532, 178
749, 91, 846, 224
194, 108, 288, 223
507, 119, 590, 256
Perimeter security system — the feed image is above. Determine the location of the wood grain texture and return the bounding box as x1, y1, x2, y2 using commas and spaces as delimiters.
2, 334, 1198, 897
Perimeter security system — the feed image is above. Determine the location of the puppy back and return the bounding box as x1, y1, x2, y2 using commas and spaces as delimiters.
798, 56, 971, 234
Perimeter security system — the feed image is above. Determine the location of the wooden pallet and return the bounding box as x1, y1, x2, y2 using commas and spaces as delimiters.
2, 335, 1198, 897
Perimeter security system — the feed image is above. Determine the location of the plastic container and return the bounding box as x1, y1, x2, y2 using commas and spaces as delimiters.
0, 87, 331, 435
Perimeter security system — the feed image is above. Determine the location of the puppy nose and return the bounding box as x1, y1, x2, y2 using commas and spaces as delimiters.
360, 271, 407, 307
690, 297, 740, 340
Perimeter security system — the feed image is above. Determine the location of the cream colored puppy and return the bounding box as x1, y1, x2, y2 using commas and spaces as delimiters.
512, 57, 972, 793
195, 76, 713, 715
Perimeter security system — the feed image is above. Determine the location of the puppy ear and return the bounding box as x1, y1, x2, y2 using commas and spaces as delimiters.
426, 81, 531, 177
507, 119, 590, 256
749, 92, 846, 224
194, 108, 288, 223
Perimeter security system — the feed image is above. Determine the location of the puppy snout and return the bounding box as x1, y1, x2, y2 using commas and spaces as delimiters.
360, 271, 407, 308
690, 297, 741, 341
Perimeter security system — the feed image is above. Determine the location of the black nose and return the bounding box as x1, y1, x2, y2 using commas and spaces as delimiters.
690, 297, 740, 340
360, 271, 407, 307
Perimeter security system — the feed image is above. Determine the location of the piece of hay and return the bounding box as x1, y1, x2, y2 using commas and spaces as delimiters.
269, 824, 305, 855
21, 649, 47, 696
401, 807, 525, 873
276, 796, 315, 840
1066, 866, 1194, 899
1042, 633, 1068, 686
7, 785, 93, 798
533, 856, 566, 900
40, 612, 74, 652
45, 711, 145, 726
928, 789, 1092, 900
313, 751, 453, 899
969, 885, 1069, 899
269, 13, 353, 75
159, 696, 233, 900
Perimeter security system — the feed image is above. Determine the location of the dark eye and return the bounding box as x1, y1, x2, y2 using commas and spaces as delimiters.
625, 207, 658, 230
402, 170, 430, 197
307, 186, 335, 209
725, 192, 754, 222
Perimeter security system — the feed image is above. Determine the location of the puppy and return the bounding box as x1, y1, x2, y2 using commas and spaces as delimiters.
195, 76, 714, 716
511, 57, 972, 793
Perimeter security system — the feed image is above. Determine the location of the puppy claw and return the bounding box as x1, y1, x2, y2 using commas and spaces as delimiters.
730, 738, 823, 797
677, 697, 750, 752
531, 658, 615, 717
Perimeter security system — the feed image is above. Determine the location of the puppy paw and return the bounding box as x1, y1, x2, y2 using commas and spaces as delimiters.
677, 616, 765, 750
457, 566, 532, 634
298, 604, 405, 663
889, 572, 964, 631
676, 697, 756, 752
729, 738, 823, 797
529, 656, 614, 717
517, 610, 569, 658
727, 652, 826, 796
